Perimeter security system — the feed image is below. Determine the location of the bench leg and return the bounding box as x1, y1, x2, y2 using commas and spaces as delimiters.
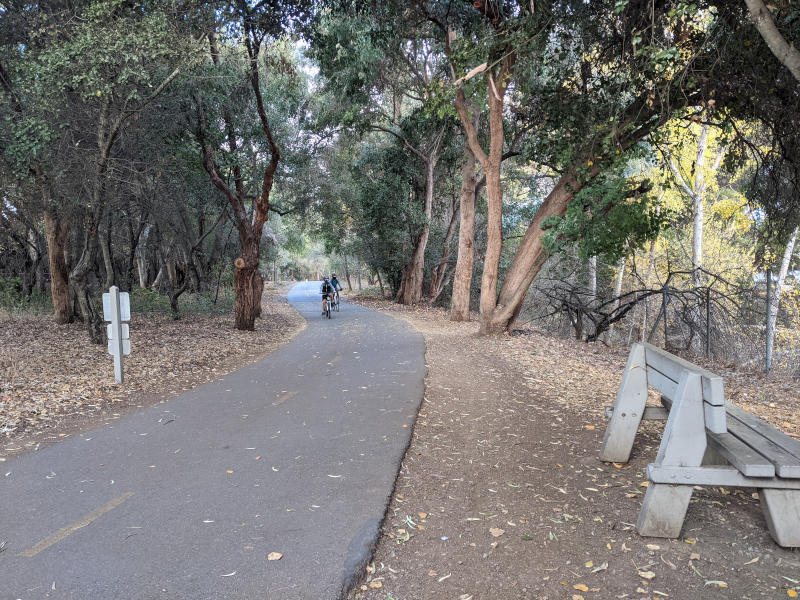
638, 372, 706, 539
637, 483, 694, 538
600, 344, 648, 463
760, 489, 800, 548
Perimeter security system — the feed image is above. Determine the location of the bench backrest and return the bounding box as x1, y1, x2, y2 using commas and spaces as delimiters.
639, 343, 727, 434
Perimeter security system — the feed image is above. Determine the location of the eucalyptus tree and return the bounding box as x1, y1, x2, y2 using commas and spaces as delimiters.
192, 1, 314, 330
312, 8, 461, 304
408, 0, 731, 334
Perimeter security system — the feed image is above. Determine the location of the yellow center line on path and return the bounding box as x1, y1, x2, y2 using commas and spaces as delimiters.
273, 391, 298, 406
20, 492, 134, 558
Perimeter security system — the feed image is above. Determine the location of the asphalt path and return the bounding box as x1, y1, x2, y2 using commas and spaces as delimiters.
1, 282, 425, 600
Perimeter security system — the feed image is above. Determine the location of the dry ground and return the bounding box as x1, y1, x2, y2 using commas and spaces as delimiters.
347, 295, 800, 600
0, 283, 305, 459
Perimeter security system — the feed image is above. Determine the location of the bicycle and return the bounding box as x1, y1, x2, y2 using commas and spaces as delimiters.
323, 294, 332, 319
333, 291, 340, 312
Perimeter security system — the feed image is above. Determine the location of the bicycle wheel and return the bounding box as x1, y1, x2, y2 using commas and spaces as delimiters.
326, 303, 331, 319
335, 294, 340, 311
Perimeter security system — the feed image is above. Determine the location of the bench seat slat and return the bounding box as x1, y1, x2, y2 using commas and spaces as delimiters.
648, 464, 800, 489
707, 432, 775, 477
726, 402, 800, 461
726, 419, 800, 478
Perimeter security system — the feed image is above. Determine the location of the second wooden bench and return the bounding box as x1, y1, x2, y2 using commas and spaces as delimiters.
600, 342, 800, 547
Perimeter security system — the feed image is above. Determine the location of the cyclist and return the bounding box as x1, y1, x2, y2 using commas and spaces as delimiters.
330, 273, 343, 306
320, 276, 335, 315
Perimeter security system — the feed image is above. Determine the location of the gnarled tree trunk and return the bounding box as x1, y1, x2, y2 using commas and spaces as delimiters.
453, 54, 515, 333
480, 170, 580, 334
69, 212, 105, 344
44, 209, 73, 324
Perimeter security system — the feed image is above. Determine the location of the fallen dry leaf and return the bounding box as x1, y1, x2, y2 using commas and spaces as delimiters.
592, 562, 609, 573
489, 527, 505, 537
573, 583, 589, 591
267, 552, 283, 561
639, 571, 656, 580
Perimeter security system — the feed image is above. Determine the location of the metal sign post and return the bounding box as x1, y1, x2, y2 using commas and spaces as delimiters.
102, 286, 131, 383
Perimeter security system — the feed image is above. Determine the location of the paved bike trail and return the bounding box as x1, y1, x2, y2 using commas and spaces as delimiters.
0, 282, 425, 599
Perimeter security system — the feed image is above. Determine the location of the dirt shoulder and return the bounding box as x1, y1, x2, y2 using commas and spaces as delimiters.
1, 283, 305, 459
347, 295, 800, 600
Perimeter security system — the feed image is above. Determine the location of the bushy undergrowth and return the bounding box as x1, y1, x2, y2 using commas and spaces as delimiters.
0, 278, 52, 317
127, 287, 236, 315
0, 280, 236, 320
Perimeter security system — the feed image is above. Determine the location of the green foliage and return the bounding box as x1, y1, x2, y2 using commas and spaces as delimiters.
129, 287, 235, 315
543, 171, 666, 262
0, 278, 52, 316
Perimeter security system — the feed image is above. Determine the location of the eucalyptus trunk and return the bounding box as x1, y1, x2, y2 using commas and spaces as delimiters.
397, 159, 435, 304
343, 256, 353, 291
480, 170, 580, 334
450, 140, 477, 321
233, 231, 263, 330
69, 213, 105, 344
428, 201, 459, 305
101, 213, 115, 290
767, 227, 798, 360
453, 56, 514, 333
745, 0, 800, 83
607, 255, 627, 342
44, 210, 73, 324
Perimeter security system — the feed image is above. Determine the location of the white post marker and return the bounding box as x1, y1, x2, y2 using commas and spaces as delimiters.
102, 286, 131, 384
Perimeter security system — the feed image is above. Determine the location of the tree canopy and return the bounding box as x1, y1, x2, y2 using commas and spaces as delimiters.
1, 0, 799, 355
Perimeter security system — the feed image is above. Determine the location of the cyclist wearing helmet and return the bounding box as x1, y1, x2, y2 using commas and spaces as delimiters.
330, 273, 343, 294
320, 276, 335, 315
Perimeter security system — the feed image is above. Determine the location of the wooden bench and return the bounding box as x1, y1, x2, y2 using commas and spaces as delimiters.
600, 342, 800, 547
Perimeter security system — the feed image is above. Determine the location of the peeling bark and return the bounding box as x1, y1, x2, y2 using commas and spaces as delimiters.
44, 209, 73, 324
450, 135, 477, 321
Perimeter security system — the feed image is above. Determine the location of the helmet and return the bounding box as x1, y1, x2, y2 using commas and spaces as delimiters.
331, 273, 337, 277
323, 276, 329, 280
